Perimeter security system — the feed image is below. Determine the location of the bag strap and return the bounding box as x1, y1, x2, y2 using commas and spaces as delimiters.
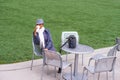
59, 39, 69, 53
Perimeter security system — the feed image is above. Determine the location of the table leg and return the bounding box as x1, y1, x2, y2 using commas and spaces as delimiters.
63, 54, 87, 80
82, 54, 84, 66
74, 54, 79, 76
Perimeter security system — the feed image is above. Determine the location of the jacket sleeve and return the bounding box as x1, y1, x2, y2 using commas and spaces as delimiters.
33, 32, 40, 45
45, 29, 55, 51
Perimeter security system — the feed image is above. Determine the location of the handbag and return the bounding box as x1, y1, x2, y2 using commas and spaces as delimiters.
67, 35, 76, 48
59, 35, 76, 53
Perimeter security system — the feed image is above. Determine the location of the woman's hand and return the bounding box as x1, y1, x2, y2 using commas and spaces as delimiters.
34, 25, 40, 36
44, 48, 48, 50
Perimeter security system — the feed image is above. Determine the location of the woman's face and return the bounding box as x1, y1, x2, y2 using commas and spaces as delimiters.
37, 24, 44, 29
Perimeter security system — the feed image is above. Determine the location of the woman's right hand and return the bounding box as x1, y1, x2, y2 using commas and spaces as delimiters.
34, 25, 40, 36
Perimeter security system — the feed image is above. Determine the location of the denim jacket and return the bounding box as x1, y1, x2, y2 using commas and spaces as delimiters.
33, 29, 55, 51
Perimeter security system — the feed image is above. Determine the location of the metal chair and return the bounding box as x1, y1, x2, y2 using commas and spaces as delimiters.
82, 39, 120, 80
61, 31, 79, 61
82, 56, 116, 80
61, 31, 79, 45
90, 43, 120, 61
91, 38, 120, 61
31, 38, 43, 70
41, 50, 72, 80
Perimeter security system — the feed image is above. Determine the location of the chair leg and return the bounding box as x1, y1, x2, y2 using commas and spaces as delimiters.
60, 70, 63, 80
54, 67, 57, 77
71, 65, 72, 80
93, 73, 95, 80
112, 69, 115, 80
82, 67, 88, 80
41, 65, 44, 80
98, 73, 100, 80
106, 72, 108, 80
66, 52, 68, 62
31, 53, 34, 70
82, 68, 85, 80
87, 71, 89, 80
47, 65, 49, 75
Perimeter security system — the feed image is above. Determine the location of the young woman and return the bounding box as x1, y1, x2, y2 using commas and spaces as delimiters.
33, 19, 55, 51
33, 19, 61, 73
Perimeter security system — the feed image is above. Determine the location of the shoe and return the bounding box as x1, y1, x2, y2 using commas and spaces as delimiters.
58, 68, 61, 73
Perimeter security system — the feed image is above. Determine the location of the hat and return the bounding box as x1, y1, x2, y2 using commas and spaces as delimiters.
36, 19, 44, 24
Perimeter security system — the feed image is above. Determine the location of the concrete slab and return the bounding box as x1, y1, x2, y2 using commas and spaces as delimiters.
0, 47, 120, 80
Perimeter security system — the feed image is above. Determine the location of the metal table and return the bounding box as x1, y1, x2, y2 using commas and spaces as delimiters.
62, 44, 94, 80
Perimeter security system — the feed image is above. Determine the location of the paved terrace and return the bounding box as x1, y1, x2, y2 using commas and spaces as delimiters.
0, 47, 120, 80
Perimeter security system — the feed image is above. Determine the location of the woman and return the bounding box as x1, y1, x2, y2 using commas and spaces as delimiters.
33, 19, 55, 51
33, 19, 61, 73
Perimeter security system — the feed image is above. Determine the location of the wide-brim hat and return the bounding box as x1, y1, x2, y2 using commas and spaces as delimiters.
36, 19, 44, 24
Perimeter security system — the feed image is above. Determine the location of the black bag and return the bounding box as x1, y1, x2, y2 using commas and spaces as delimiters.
59, 35, 76, 53
67, 35, 76, 48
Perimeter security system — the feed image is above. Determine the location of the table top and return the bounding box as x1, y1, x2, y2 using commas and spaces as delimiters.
61, 44, 94, 54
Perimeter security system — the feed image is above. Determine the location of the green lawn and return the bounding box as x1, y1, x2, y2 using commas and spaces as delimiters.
0, 0, 120, 64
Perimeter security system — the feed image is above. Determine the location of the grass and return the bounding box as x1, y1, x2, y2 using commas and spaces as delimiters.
0, 0, 120, 64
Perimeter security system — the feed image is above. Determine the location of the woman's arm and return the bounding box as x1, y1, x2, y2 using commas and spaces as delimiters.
33, 25, 40, 36
45, 29, 55, 51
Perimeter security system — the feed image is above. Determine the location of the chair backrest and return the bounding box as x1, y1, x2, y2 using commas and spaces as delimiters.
117, 44, 120, 51
32, 38, 42, 56
107, 45, 117, 56
94, 56, 116, 73
107, 44, 120, 56
61, 31, 79, 45
43, 50, 62, 68
115, 37, 120, 45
